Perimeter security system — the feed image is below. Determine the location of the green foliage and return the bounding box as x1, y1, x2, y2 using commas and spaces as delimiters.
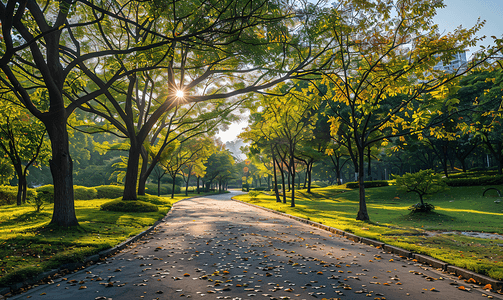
100, 199, 159, 212
73, 186, 98, 200
95, 185, 124, 199
0, 266, 42, 286
145, 183, 181, 195
394, 170, 447, 205
248, 191, 261, 199
0, 185, 37, 206
346, 181, 389, 189
36, 185, 102, 201
408, 202, 435, 213
445, 175, 503, 187
35, 185, 55, 203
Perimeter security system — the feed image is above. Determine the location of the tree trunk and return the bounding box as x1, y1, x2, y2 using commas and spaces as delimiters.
185, 172, 191, 196
367, 146, 372, 181
306, 162, 312, 193
272, 154, 281, 203
290, 149, 295, 208
171, 175, 176, 199
157, 177, 161, 196
197, 176, 200, 194
138, 146, 148, 196
123, 144, 141, 200
356, 149, 369, 221
46, 119, 78, 227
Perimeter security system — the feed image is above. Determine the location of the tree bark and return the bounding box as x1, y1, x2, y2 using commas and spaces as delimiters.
272, 153, 281, 203
290, 148, 295, 208
171, 175, 177, 199
356, 149, 369, 221
46, 119, 78, 227
138, 146, 149, 196
123, 144, 141, 200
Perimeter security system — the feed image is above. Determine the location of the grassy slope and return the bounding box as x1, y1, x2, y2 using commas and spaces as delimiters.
234, 184, 503, 280
0, 192, 211, 286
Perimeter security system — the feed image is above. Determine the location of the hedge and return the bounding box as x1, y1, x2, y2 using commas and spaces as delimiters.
346, 180, 389, 189
445, 175, 503, 187
145, 183, 181, 195
100, 199, 158, 212
0, 185, 37, 205
35, 185, 121, 201
95, 185, 123, 199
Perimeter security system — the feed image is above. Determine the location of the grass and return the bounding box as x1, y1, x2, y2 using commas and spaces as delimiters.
0, 191, 215, 286
234, 184, 503, 280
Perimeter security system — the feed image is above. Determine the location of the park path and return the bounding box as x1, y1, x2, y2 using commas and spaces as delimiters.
10, 191, 498, 300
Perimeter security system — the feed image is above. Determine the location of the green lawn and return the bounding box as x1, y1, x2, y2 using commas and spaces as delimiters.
0, 192, 212, 286
234, 184, 503, 280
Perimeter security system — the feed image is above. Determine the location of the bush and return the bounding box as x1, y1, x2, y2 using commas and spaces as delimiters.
445, 175, 503, 187
74, 186, 98, 200
0, 266, 42, 286
35, 185, 54, 203
346, 180, 389, 189
145, 183, 181, 195
0, 185, 38, 205
95, 185, 124, 199
100, 199, 159, 212
248, 191, 261, 199
409, 202, 435, 213
36, 185, 100, 201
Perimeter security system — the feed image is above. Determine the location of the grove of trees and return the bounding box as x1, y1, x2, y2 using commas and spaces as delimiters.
1, 0, 502, 225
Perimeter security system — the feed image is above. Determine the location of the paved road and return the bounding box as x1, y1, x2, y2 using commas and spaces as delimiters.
11, 191, 498, 300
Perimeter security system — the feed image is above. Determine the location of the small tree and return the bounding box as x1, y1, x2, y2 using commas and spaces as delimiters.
394, 169, 447, 213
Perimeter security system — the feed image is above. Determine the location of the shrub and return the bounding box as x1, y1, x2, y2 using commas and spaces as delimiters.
100, 199, 159, 212
73, 186, 98, 200
0, 266, 42, 286
36, 185, 100, 201
248, 191, 261, 199
0, 185, 38, 205
409, 202, 435, 213
145, 183, 181, 195
95, 185, 124, 199
0, 185, 18, 205
35, 185, 54, 203
346, 180, 389, 189
445, 175, 503, 187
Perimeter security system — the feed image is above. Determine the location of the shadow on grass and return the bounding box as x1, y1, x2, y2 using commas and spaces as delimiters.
0, 211, 52, 228
397, 210, 458, 223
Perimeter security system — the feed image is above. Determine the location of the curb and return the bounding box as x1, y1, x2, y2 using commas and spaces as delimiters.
232, 198, 503, 292
0, 194, 208, 297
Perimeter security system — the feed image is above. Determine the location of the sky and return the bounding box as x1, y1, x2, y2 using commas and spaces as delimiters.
216, 0, 503, 144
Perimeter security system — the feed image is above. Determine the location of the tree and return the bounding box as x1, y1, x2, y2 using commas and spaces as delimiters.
0, 0, 185, 226
0, 98, 50, 205
394, 169, 447, 212
318, 0, 498, 221
204, 150, 235, 193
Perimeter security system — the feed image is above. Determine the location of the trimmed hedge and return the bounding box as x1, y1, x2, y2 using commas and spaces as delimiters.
346, 180, 389, 189
74, 186, 98, 200
35, 185, 120, 201
0, 185, 37, 205
95, 185, 123, 199
145, 183, 181, 195
100, 199, 159, 212
445, 175, 503, 187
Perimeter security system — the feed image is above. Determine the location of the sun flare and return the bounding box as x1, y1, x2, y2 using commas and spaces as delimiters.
175, 90, 184, 98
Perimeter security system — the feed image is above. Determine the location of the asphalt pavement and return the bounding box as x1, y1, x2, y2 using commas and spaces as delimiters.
9, 191, 500, 300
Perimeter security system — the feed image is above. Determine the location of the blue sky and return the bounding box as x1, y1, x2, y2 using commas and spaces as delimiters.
433, 0, 503, 57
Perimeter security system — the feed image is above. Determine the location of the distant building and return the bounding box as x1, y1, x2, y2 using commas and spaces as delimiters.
433, 51, 467, 73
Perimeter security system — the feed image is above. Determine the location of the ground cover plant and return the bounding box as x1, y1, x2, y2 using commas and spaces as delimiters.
234, 184, 503, 280
0, 191, 215, 286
